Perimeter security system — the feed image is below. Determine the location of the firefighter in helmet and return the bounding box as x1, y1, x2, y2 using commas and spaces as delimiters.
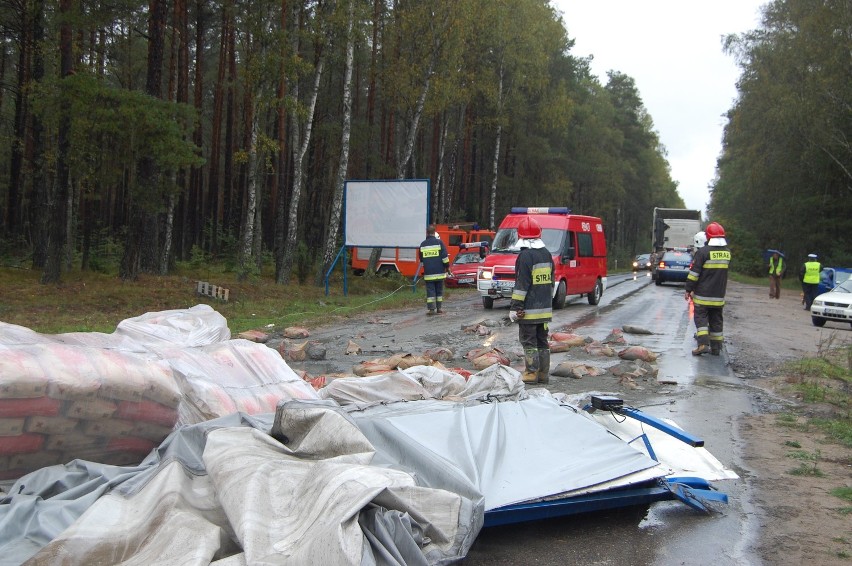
418, 225, 450, 314
685, 222, 731, 356
509, 217, 554, 383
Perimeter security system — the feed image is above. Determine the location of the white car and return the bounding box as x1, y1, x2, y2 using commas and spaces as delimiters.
810, 277, 852, 328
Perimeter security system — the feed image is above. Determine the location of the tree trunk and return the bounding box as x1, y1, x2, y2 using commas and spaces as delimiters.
208, 3, 230, 255
187, 0, 205, 256
488, 62, 504, 231
7, 1, 31, 240
317, 0, 355, 286
273, 0, 290, 283
238, 113, 259, 280
42, 0, 73, 284
121, 0, 167, 281
160, 190, 176, 274
222, 19, 237, 239
279, 49, 326, 284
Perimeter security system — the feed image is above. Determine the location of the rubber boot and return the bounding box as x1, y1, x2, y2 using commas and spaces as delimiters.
522, 348, 540, 384
521, 371, 539, 384
692, 344, 711, 356
710, 342, 722, 356
537, 350, 550, 384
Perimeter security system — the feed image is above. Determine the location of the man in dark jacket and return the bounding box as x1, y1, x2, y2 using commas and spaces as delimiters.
509, 216, 554, 384
418, 225, 450, 314
685, 221, 731, 356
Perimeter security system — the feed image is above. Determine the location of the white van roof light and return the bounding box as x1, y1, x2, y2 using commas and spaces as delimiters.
510, 207, 571, 215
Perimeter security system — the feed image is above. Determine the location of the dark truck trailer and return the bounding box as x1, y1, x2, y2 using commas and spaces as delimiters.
652, 207, 702, 254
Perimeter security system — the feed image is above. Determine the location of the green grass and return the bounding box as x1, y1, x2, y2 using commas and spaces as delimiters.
787, 462, 825, 477
831, 487, 852, 502
783, 440, 802, 448
0, 264, 430, 334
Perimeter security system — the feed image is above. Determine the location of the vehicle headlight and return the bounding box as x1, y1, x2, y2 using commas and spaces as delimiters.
632, 262, 638, 267
813, 300, 824, 307
479, 268, 493, 280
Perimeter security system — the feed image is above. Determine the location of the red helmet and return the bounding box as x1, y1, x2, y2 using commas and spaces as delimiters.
705, 222, 725, 238
517, 217, 542, 239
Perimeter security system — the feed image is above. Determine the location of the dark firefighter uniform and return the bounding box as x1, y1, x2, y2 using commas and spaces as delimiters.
510, 246, 554, 383
685, 243, 731, 354
418, 234, 449, 313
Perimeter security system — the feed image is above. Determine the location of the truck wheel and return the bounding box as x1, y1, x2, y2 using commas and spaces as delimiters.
553, 281, 567, 310
811, 316, 826, 327
482, 296, 494, 309
587, 279, 602, 305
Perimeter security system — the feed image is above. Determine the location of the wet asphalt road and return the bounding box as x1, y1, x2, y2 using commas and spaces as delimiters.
301, 273, 763, 565
465, 274, 760, 566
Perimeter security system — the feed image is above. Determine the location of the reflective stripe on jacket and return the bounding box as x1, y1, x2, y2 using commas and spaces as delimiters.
510, 247, 554, 323
419, 236, 449, 280
685, 245, 730, 307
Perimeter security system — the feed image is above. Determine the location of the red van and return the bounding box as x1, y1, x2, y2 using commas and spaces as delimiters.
476, 207, 607, 309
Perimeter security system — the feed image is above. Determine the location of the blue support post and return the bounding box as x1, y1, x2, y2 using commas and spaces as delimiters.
325, 245, 348, 296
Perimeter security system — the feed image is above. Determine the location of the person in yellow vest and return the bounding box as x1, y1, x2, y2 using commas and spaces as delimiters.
768, 250, 785, 299
800, 253, 822, 311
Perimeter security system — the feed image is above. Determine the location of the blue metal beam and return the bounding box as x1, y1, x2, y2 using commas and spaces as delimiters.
618, 407, 705, 447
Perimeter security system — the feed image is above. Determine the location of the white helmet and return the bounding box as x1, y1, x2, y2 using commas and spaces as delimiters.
693, 231, 707, 248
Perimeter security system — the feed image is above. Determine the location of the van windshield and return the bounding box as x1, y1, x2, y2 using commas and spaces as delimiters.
491, 226, 566, 254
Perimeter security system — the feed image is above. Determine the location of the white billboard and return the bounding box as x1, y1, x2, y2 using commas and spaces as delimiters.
344, 180, 429, 248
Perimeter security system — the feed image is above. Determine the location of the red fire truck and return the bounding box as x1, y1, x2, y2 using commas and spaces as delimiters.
351, 224, 495, 277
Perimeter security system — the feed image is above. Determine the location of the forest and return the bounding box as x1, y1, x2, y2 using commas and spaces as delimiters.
713, 0, 851, 273
0, 0, 847, 285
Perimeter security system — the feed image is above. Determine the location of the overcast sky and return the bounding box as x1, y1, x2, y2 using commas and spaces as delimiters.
553, 1, 766, 216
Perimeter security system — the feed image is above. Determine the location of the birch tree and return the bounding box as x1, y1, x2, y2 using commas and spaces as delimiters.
317, 0, 356, 285
277, 2, 330, 284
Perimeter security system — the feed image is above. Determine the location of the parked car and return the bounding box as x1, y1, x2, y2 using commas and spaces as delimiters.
817, 267, 852, 295
445, 250, 484, 288
810, 277, 852, 327
654, 250, 693, 285
633, 253, 652, 272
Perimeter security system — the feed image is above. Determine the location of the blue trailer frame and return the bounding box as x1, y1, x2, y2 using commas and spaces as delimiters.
482, 404, 729, 526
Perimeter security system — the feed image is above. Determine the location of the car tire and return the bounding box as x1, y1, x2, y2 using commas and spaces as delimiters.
482, 296, 494, 309
655, 276, 662, 286
811, 316, 826, 327
587, 279, 602, 305
553, 281, 567, 310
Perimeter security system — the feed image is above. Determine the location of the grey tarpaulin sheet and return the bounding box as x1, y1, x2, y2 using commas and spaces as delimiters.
0, 394, 665, 565
348, 394, 662, 511
2, 408, 479, 565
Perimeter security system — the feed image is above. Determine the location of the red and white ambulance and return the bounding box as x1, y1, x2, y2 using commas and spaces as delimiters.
476, 207, 607, 309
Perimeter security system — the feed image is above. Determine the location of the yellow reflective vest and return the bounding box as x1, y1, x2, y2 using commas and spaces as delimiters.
802, 261, 821, 284
768, 256, 784, 276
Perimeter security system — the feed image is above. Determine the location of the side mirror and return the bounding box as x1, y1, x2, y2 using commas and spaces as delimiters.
479, 247, 488, 259
563, 247, 575, 261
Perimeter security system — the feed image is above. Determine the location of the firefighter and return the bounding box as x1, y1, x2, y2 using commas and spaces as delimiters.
509, 217, 554, 384
800, 253, 821, 311
418, 225, 450, 314
685, 221, 731, 356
